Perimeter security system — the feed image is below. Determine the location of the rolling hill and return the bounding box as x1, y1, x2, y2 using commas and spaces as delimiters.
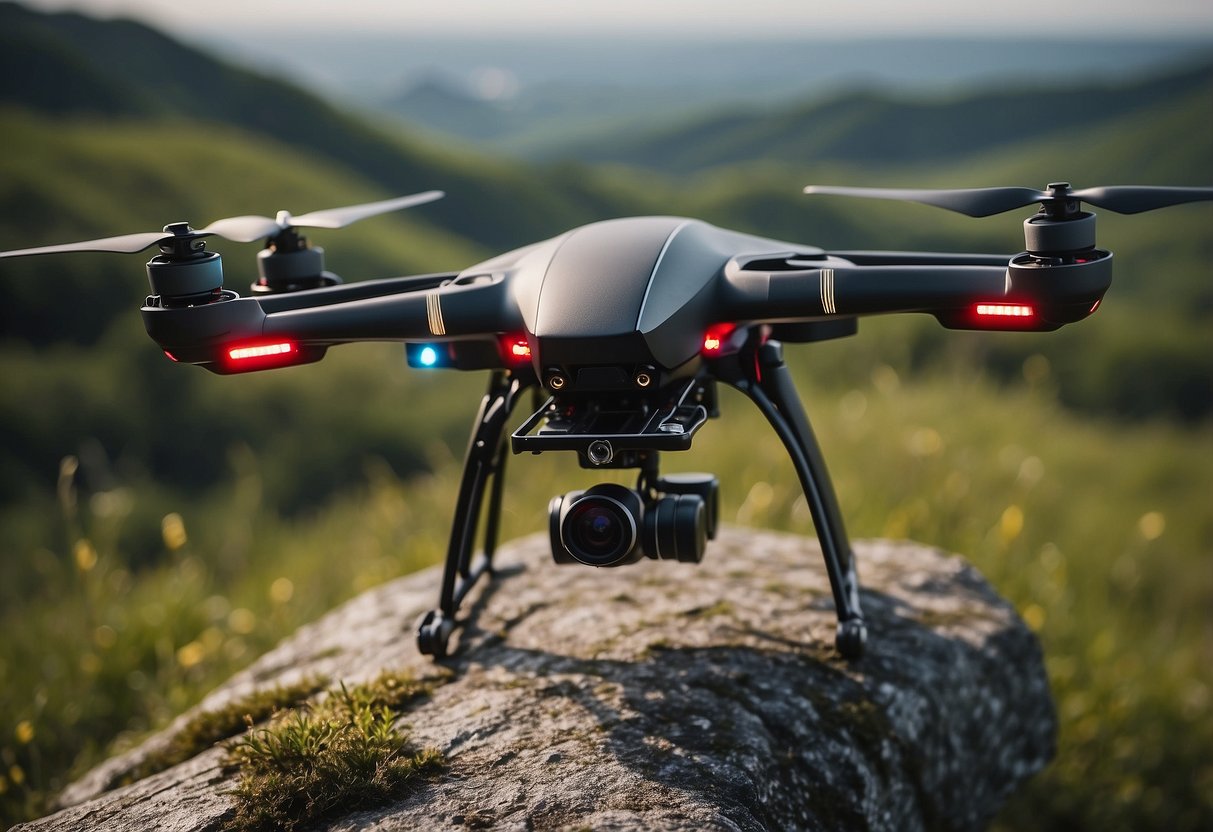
0, 0, 637, 255
559, 58, 1213, 174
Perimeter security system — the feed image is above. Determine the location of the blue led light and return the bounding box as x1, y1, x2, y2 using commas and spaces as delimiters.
419, 345, 439, 367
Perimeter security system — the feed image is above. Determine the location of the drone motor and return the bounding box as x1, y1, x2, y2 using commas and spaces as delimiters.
251, 223, 342, 295
143, 223, 229, 308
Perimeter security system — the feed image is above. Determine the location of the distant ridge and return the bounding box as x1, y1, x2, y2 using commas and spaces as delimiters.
385, 73, 508, 141
559, 59, 1213, 173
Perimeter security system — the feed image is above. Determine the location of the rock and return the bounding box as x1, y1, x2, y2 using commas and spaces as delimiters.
19, 527, 1056, 831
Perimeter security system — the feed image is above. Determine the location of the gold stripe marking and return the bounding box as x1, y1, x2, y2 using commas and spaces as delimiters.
427, 293, 446, 336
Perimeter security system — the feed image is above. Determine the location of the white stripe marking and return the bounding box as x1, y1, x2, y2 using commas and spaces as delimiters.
820, 268, 836, 314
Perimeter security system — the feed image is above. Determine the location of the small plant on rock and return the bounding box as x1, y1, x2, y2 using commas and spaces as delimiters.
222, 672, 445, 832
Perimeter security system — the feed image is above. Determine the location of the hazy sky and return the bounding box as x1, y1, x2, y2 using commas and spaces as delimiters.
20, 0, 1213, 37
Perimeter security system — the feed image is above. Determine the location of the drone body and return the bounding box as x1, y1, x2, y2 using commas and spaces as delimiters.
4, 182, 1210, 659
140, 208, 1105, 381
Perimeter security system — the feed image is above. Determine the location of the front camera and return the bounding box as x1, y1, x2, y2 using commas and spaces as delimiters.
550, 484, 642, 567
549, 476, 716, 567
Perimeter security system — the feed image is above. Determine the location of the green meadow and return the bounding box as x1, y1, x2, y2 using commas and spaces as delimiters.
2, 345, 1210, 829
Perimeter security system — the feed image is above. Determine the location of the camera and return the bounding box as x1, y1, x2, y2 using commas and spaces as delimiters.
549, 474, 719, 567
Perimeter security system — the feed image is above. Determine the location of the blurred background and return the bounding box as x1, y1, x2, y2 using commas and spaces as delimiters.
0, 0, 1210, 827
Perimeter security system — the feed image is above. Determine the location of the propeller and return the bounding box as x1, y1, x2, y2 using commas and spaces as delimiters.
803, 183, 1213, 217
199, 190, 446, 243
0, 231, 180, 258
0, 190, 445, 259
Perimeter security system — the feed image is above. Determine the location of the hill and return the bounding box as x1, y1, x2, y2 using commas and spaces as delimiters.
383, 73, 507, 142
0, 0, 643, 532
0, 0, 1208, 518
560, 58, 1213, 174
0, 0, 636, 255
232, 30, 1213, 158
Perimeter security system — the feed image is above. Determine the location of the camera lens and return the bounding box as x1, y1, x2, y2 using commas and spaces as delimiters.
644, 493, 707, 563
572, 505, 624, 554
554, 484, 642, 567
656, 473, 719, 540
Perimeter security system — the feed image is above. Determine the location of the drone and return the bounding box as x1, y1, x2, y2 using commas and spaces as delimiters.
3, 182, 1211, 660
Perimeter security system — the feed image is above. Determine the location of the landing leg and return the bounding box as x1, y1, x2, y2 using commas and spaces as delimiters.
722, 339, 867, 659
417, 370, 530, 658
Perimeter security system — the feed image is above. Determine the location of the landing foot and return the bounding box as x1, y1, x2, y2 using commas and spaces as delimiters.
836, 618, 867, 660
416, 609, 456, 658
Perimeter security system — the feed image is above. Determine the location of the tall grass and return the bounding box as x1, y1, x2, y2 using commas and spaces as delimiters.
1, 357, 1209, 829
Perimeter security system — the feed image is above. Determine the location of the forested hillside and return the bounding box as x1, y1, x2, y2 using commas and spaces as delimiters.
0, 0, 638, 255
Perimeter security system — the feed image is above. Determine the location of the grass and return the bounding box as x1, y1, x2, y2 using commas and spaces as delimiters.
1, 361, 1209, 829
221, 671, 445, 831
109, 674, 330, 789
0, 414, 463, 825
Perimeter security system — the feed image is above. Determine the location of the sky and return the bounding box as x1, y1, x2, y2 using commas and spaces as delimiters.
19, 0, 1213, 37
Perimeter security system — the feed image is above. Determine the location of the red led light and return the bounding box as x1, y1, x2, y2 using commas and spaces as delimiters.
1089, 299, 1102, 314
702, 324, 736, 355
163, 350, 179, 362
228, 342, 295, 361
218, 339, 323, 374
975, 303, 1034, 318
501, 335, 532, 363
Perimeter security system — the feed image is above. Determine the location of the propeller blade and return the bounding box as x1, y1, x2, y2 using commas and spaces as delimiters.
289, 190, 445, 229
1070, 185, 1213, 214
803, 185, 1050, 218
0, 191, 447, 259
200, 191, 444, 241
806, 183, 1213, 218
0, 231, 173, 258
198, 215, 283, 244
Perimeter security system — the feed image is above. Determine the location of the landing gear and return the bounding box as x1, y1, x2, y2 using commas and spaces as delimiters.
416, 336, 866, 661
719, 336, 867, 659
415, 370, 531, 658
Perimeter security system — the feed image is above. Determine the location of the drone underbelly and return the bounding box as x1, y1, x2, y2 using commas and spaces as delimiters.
535, 332, 656, 367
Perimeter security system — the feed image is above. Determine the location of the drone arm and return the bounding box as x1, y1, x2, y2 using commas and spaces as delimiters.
824, 250, 1014, 267
724, 249, 1112, 331
262, 288, 434, 342
254, 273, 453, 313
142, 272, 518, 373
724, 259, 1012, 320
260, 276, 514, 343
